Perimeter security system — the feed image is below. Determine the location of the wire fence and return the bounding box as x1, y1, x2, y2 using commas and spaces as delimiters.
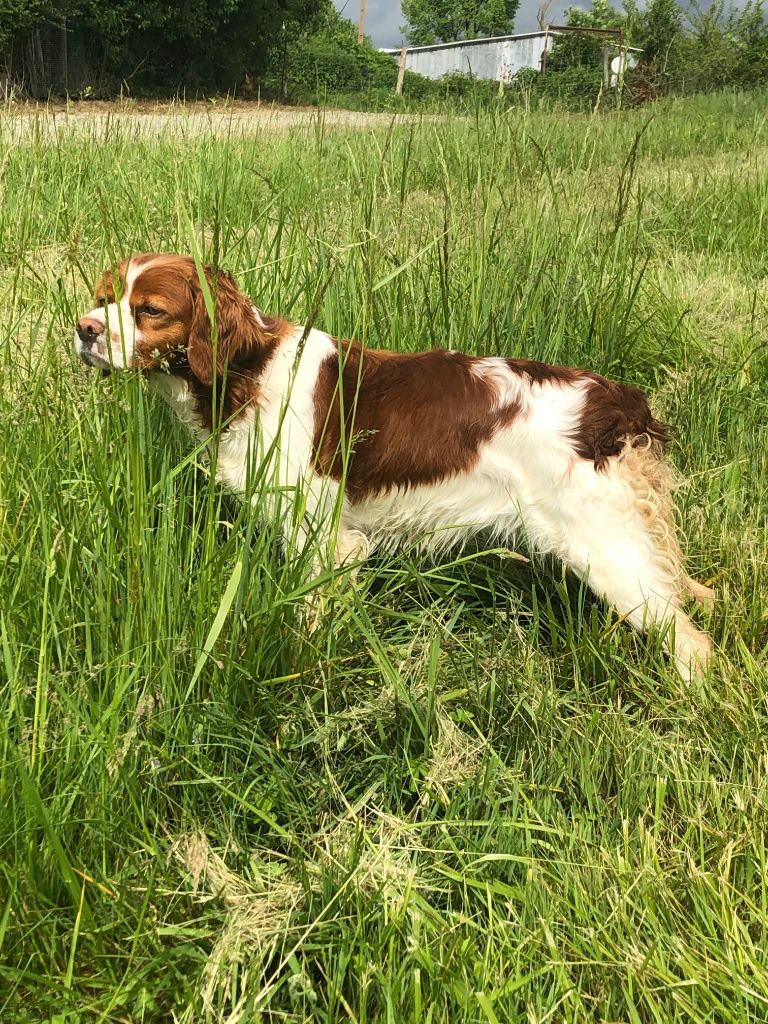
3, 20, 97, 99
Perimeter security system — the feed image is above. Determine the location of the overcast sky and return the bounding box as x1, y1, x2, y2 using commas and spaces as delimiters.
332, 0, 573, 46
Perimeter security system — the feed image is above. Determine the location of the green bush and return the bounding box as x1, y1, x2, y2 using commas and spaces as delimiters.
435, 69, 502, 100
286, 33, 397, 93
511, 64, 605, 110
265, 19, 440, 105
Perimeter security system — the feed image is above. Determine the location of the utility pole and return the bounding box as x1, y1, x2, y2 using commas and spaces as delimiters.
358, 0, 366, 44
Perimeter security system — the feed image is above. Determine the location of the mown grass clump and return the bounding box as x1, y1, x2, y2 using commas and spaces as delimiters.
0, 93, 766, 1022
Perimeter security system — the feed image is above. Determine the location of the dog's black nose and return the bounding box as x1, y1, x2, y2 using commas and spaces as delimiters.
76, 316, 103, 343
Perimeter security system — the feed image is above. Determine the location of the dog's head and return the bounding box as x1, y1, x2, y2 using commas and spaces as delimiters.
75, 253, 280, 384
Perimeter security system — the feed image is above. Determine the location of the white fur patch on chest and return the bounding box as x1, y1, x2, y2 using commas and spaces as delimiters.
149, 374, 208, 442
149, 373, 257, 492
148, 327, 337, 509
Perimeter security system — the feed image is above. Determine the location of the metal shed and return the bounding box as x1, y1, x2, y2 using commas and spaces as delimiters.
382, 33, 556, 83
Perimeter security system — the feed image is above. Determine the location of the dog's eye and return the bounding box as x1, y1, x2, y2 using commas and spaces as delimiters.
139, 305, 164, 318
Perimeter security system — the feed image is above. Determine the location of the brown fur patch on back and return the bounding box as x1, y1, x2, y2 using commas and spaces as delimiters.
312, 342, 521, 502
313, 346, 669, 498
504, 358, 581, 386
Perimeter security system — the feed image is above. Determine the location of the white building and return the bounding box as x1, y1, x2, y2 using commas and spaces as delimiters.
382, 33, 642, 84
382, 33, 556, 83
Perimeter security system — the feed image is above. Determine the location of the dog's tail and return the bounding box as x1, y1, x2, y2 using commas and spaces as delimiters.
577, 377, 669, 470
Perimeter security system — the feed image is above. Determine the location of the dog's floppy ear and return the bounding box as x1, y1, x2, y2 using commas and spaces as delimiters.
94, 269, 114, 302
94, 258, 129, 302
187, 266, 266, 386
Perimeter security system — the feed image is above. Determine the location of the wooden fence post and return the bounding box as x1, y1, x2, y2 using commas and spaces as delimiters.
396, 47, 407, 95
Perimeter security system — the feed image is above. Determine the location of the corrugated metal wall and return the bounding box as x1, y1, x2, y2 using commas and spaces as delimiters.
397, 34, 555, 83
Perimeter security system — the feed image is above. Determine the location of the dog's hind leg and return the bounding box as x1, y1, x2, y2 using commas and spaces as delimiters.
685, 576, 715, 610
572, 556, 712, 681
544, 448, 712, 680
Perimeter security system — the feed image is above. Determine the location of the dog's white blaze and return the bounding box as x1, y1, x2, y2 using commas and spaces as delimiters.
74, 301, 140, 371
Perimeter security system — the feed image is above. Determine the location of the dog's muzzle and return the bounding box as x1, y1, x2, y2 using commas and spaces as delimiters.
75, 316, 111, 371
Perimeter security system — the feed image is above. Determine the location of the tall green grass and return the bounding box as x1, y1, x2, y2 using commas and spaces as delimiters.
1, 92, 767, 1022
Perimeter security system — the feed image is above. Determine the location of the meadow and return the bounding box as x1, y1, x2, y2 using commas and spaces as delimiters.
0, 92, 767, 1022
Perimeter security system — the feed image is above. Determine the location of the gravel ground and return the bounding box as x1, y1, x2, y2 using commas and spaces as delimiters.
0, 101, 430, 139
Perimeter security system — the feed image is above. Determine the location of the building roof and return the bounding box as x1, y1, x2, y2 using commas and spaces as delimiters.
380, 32, 551, 56
380, 33, 643, 56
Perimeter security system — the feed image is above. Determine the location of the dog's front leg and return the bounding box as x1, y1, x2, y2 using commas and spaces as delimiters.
333, 529, 371, 569
302, 528, 371, 635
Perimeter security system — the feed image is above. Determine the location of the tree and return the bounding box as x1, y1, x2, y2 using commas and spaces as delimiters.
635, 0, 683, 64
534, 0, 625, 105
546, 0, 623, 71
680, 0, 768, 91
0, 0, 85, 54
537, 0, 554, 32
401, 0, 520, 46
99, 0, 328, 89
1, 1, 330, 93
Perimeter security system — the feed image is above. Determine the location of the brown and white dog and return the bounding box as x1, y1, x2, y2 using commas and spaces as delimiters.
75, 253, 713, 677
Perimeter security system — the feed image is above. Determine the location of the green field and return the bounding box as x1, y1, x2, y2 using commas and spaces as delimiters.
1, 93, 767, 1022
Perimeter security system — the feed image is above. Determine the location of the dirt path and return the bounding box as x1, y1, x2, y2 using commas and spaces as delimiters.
0, 102, 430, 139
